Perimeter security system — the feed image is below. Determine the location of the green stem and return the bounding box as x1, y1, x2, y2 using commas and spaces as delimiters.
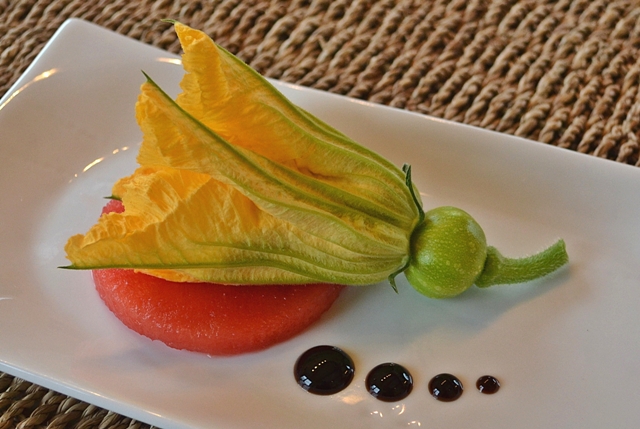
475, 239, 568, 288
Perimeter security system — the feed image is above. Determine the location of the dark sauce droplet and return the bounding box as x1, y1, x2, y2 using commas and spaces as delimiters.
366, 363, 413, 402
428, 373, 463, 402
476, 375, 500, 394
294, 345, 355, 395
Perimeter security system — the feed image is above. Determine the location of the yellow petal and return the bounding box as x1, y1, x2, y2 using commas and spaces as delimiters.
64, 22, 422, 286
135, 77, 413, 255
138, 22, 418, 221
65, 166, 404, 284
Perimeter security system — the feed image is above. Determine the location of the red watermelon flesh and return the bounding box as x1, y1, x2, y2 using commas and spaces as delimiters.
93, 199, 345, 355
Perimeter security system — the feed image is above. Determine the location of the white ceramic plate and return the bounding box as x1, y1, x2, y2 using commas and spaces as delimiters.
2, 19, 639, 429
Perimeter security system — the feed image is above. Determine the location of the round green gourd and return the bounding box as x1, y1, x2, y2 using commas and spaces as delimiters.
405, 207, 487, 299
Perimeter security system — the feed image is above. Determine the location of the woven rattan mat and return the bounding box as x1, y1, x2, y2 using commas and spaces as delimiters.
1, 0, 639, 427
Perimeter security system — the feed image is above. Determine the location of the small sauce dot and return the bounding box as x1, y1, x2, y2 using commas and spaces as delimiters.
428, 373, 463, 402
476, 375, 500, 394
294, 345, 355, 395
366, 363, 413, 402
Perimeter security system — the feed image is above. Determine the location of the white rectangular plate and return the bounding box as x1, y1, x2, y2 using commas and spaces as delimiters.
1, 19, 639, 429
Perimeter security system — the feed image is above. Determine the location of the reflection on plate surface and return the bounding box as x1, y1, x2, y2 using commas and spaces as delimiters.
1, 18, 640, 429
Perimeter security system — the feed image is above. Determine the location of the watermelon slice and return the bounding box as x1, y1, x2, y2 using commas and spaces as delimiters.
93, 200, 345, 355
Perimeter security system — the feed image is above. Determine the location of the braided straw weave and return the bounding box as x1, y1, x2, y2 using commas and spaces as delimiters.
3, 0, 640, 164
1, 0, 639, 427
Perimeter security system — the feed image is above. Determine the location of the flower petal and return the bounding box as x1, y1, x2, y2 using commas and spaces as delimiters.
65, 166, 404, 284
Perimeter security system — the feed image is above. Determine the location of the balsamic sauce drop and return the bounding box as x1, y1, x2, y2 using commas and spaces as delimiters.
294, 345, 355, 395
428, 373, 463, 402
366, 363, 413, 402
476, 375, 500, 394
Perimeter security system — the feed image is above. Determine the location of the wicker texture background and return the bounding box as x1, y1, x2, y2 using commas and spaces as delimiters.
1, 0, 639, 427
2, 0, 640, 164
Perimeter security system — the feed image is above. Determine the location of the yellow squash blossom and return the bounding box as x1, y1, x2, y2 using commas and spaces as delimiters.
64, 22, 567, 298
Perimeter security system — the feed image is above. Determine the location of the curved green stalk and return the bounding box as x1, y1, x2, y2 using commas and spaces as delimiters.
475, 239, 568, 288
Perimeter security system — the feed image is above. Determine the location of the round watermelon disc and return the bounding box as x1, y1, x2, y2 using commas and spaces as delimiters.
92, 199, 345, 355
